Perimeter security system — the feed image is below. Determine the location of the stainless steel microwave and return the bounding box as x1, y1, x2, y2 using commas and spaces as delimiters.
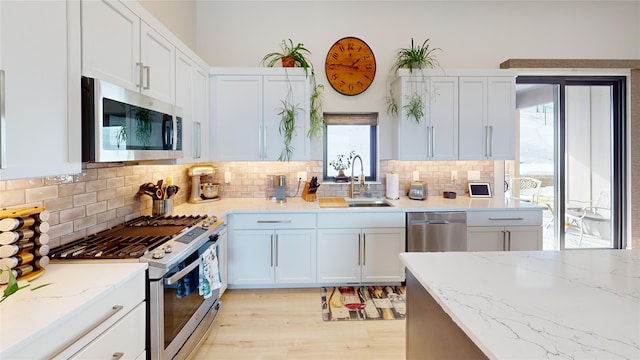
81, 76, 183, 162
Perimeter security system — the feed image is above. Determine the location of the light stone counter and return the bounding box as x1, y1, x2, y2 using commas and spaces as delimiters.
172, 196, 543, 219
400, 250, 640, 359
0, 263, 147, 357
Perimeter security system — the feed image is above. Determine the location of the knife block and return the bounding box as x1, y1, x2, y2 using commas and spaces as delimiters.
301, 182, 316, 202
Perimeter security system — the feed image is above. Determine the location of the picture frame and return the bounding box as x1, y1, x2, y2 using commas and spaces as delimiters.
468, 182, 492, 198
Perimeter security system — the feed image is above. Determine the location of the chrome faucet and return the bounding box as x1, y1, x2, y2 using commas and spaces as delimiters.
350, 154, 365, 198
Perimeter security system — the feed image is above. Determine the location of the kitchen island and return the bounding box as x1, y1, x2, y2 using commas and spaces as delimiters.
400, 250, 640, 359
0, 263, 147, 359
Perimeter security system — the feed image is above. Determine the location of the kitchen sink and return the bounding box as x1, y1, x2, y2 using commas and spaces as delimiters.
345, 198, 394, 207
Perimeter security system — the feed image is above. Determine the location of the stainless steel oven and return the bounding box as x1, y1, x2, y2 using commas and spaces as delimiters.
148, 235, 221, 360
50, 215, 223, 360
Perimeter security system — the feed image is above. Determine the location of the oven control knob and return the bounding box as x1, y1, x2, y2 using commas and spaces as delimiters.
164, 245, 173, 253
152, 249, 165, 259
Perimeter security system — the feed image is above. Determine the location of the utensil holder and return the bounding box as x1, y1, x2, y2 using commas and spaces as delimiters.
152, 199, 173, 216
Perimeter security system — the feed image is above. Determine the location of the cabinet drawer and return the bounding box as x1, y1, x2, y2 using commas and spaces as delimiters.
318, 212, 404, 228
49, 271, 146, 359
231, 213, 316, 229
467, 210, 542, 226
69, 302, 146, 359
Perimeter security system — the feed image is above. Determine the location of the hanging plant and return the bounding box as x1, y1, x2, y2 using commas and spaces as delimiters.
386, 38, 441, 124
277, 99, 302, 162
262, 39, 324, 160
404, 93, 425, 123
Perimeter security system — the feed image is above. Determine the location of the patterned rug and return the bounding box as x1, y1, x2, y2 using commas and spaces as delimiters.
321, 285, 406, 321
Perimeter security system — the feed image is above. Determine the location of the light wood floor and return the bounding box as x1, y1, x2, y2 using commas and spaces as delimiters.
189, 288, 406, 360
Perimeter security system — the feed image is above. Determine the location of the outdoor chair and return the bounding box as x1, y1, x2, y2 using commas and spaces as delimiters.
565, 189, 611, 246
511, 177, 542, 204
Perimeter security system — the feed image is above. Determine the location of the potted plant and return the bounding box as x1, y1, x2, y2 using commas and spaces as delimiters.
262, 39, 324, 161
386, 38, 441, 123
261, 39, 312, 74
329, 151, 355, 182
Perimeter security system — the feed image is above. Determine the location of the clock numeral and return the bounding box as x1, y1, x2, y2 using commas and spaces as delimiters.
331, 73, 339, 80
348, 83, 354, 91
364, 74, 372, 81
347, 42, 354, 51
328, 64, 336, 70
332, 52, 339, 60
357, 81, 364, 88
363, 54, 371, 60
366, 64, 373, 70
338, 45, 345, 52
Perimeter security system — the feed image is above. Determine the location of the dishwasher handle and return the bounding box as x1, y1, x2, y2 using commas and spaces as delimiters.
409, 219, 466, 225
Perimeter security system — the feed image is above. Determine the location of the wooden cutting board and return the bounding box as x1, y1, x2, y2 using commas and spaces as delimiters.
319, 197, 348, 208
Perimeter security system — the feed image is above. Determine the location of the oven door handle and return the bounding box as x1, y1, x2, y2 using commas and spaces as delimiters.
164, 259, 200, 285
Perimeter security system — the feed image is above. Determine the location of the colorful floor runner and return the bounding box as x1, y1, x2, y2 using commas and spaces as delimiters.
321, 285, 406, 321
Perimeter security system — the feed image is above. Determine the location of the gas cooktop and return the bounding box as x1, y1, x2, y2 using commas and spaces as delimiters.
50, 215, 212, 260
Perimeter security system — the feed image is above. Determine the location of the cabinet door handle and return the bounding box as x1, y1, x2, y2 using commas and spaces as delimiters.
112, 352, 124, 359
136, 62, 144, 88
270, 234, 274, 267
263, 125, 267, 159
275, 234, 279, 267
363, 234, 366, 266
258, 125, 263, 158
357, 234, 361, 266
51, 305, 124, 358
484, 125, 490, 157
257, 220, 292, 224
488, 125, 494, 157
193, 122, 201, 159
143, 65, 151, 90
501, 230, 506, 250
488, 217, 524, 221
507, 230, 511, 250
430, 126, 435, 158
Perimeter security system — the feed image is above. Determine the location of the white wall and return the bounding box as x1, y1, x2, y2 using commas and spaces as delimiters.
196, 1, 640, 158
138, 0, 197, 49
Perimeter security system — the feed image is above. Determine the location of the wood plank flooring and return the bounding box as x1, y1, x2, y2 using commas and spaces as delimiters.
188, 288, 405, 360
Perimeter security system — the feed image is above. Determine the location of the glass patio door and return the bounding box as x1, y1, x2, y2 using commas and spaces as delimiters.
513, 76, 626, 250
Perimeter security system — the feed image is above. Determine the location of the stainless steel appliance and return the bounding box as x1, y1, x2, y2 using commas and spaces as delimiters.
407, 212, 467, 252
81, 76, 183, 163
408, 181, 427, 200
267, 174, 286, 203
50, 215, 223, 360
188, 166, 220, 203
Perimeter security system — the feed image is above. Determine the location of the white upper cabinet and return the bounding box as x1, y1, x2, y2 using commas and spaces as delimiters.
393, 73, 458, 160
211, 74, 263, 161
81, 0, 175, 103
0, 0, 82, 180
458, 76, 516, 160
211, 68, 311, 161
175, 49, 209, 163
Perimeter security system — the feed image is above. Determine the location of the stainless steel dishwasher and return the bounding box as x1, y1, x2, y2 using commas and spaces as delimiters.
407, 212, 467, 252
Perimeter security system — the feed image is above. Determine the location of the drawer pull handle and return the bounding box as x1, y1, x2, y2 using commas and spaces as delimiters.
257, 220, 292, 224
488, 217, 524, 221
51, 305, 124, 358
112, 352, 124, 359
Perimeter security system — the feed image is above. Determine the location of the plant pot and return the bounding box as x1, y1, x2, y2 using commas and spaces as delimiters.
282, 56, 295, 67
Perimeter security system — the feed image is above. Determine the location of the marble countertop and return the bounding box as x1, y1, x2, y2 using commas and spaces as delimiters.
400, 250, 640, 359
0, 263, 147, 356
173, 195, 543, 219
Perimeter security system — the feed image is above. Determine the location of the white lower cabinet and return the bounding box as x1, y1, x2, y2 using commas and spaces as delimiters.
467, 226, 542, 251
228, 213, 316, 287
37, 269, 146, 360
466, 210, 542, 251
317, 212, 406, 284
69, 302, 146, 359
